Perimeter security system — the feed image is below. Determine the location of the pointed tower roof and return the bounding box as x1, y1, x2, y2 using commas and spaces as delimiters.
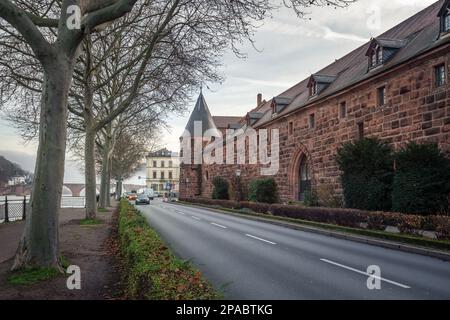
184, 92, 220, 137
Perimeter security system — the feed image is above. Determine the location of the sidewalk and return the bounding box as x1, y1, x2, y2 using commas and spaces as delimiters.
0, 205, 122, 300
0, 208, 86, 264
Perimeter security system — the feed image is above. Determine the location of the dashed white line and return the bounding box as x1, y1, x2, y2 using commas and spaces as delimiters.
176, 211, 186, 215
211, 222, 227, 229
245, 234, 277, 245
320, 259, 411, 289
191, 216, 201, 221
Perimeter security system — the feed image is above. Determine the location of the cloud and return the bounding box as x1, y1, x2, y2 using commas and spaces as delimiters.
229, 76, 294, 89
0, 0, 439, 183
322, 26, 368, 42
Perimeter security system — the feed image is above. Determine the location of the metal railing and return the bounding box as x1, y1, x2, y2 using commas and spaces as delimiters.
0, 196, 86, 224
61, 196, 85, 209
0, 196, 28, 223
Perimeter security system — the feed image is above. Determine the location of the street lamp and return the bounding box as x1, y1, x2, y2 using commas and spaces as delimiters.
235, 169, 242, 207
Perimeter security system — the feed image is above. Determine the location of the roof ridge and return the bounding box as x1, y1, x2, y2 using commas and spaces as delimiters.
275, 0, 443, 99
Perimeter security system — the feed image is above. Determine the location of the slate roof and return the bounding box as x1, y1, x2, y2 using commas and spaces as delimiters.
243, 0, 449, 128
212, 116, 243, 129
148, 148, 174, 158
309, 74, 337, 85
184, 92, 221, 136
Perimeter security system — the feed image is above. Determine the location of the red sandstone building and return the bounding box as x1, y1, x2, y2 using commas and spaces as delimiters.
180, 0, 450, 203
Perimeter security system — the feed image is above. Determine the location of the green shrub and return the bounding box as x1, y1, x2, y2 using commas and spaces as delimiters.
431, 216, 450, 240
248, 178, 278, 204
303, 189, 320, 207
239, 201, 272, 214
119, 200, 219, 300
392, 142, 450, 215
336, 138, 394, 211
212, 177, 229, 200
315, 184, 344, 208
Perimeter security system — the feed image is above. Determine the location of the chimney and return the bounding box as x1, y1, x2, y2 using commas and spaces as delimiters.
257, 93, 262, 107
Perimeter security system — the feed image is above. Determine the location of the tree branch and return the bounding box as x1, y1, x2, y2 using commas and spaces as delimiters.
0, 0, 51, 63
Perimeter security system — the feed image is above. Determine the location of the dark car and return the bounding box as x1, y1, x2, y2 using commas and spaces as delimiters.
135, 194, 150, 205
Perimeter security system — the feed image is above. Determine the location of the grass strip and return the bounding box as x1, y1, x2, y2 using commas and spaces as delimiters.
119, 200, 221, 300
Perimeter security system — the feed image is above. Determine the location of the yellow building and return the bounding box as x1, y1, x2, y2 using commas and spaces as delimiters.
146, 148, 180, 195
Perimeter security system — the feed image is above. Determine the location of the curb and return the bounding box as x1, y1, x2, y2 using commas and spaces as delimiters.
173, 202, 450, 262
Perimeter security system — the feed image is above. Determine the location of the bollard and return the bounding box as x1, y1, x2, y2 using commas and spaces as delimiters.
23, 195, 27, 220
5, 196, 9, 223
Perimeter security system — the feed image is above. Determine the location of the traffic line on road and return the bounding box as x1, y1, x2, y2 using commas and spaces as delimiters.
211, 222, 227, 229
320, 259, 411, 289
245, 234, 277, 245
191, 216, 201, 221
176, 210, 186, 215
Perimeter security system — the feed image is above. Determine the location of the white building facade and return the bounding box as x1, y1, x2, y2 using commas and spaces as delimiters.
146, 148, 180, 194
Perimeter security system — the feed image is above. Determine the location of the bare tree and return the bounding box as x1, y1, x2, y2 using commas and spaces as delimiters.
0, 0, 355, 270
109, 129, 154, 198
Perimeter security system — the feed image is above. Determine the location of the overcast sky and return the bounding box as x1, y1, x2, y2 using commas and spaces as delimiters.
0, 0, 437, 183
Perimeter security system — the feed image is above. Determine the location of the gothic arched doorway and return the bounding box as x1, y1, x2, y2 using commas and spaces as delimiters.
298, 155, 311, 201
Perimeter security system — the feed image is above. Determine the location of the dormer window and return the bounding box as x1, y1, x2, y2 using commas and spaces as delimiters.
377, 47, 383, 64
307, 74, 336, 98
271, 97, 292, 115
366, 38, 406, 70
246, 112, 264, 126
369, 45, 381, 68
369, 46, 384, 69
445, 11, 450, 32
439, 3, 450, 34
310, 80, 318, 96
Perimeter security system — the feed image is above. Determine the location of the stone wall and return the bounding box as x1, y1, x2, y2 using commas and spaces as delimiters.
181, 46, 450, 203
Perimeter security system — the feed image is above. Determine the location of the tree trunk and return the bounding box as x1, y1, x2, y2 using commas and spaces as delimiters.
84, 128, 97, 219
117, 179, 123, 200
106, 166, 112, 207
99, 137, 111, 209
12, 58, 73, 271
82, 36, 97, 220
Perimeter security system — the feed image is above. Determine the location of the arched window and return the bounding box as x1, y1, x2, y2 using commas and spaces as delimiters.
298, 156, 312, 201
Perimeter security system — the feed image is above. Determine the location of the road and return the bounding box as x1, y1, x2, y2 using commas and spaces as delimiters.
136, 200, 450, 300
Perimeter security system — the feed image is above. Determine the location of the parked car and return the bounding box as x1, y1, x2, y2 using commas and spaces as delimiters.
153, 191, 161, 198
135, 194, 150, 205
127, 193, 137, 201
145, 189, 155, 200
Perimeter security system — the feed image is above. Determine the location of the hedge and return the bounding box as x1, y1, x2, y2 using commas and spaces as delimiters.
212, 177, 230, 200
336, 138, 394, 211
392, 142, 450, 215
118, 200, 219, 300
248, 178, 278, 204
180, 198, 450, 240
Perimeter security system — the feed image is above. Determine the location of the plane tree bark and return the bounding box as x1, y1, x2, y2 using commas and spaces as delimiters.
0, 0, 139, 270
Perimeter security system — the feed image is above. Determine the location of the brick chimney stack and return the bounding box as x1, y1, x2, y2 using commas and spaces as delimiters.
257, 93, 262, 107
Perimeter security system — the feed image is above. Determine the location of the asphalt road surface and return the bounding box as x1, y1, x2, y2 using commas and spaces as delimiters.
135, 200, 450, 300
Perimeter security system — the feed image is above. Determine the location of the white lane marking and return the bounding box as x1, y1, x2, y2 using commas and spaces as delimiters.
245, 234, 277, 245
192, 216, 201, 221
320, 259, 411, 289
176, 211, 186, 215
211, 222, 227, 229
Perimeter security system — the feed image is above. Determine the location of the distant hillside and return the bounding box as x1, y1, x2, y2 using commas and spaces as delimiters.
0, 155, 28, 184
